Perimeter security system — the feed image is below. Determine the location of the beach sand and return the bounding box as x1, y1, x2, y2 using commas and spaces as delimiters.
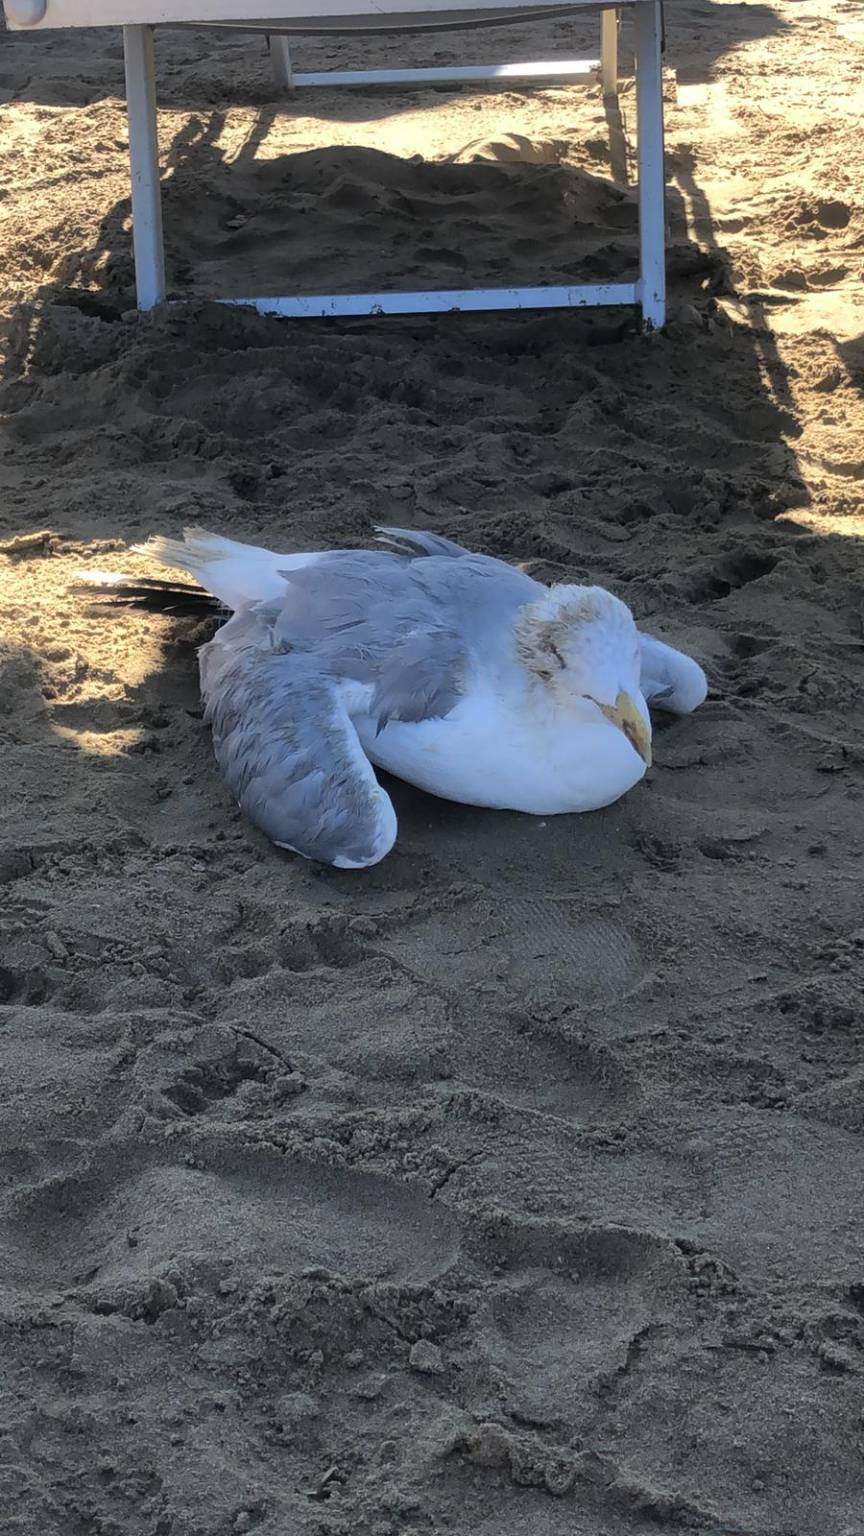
1, 2, 864, 1531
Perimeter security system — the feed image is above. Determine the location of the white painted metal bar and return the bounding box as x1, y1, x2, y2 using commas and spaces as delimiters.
222, 282, 638, 317
123, 23, 166, 311
199, 4, 607, 34
289, 57, 598, 85
600, 5, 617, 96
634, 0, 665, 329
5, 0, 636, 26
268, 32, 294, 84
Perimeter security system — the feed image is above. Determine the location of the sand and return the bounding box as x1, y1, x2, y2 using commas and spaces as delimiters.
1, 1, 864, 1531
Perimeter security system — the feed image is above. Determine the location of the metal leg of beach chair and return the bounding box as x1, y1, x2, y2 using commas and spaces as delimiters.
601, 8, 618, 98
269, 35, 295, 89
635, 0, 666, 330
123, 24, 166, 311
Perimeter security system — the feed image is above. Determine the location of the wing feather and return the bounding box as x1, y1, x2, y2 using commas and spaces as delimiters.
199, 609, 396, 867
639, 632, 708, 714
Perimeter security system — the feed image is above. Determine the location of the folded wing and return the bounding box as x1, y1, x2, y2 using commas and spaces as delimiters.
273, 546, 539, 733
199, 605, 396, 868
639, 632, 708, 714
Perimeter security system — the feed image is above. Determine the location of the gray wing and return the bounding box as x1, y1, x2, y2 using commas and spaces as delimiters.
199, 607, 395, 868
373, 525, 476, 561
639, 632, 708, 715
373, 534, 710, 720
273, 545, 541, 733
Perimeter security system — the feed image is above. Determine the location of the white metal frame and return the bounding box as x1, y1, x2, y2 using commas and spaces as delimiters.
265, 7, 617, 94
269, 44, 605, 91
5, 0, 666, 329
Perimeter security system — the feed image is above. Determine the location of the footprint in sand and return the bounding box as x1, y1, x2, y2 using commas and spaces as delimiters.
474, 1225, 688, 1432
378, 896, 643, 1009
2, 1143, 460, 1301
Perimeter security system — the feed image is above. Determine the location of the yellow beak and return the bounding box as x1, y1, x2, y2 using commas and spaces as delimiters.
600, 691, 652, 766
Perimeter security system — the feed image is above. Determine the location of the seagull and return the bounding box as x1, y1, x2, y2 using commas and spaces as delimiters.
83, 526, 707, 869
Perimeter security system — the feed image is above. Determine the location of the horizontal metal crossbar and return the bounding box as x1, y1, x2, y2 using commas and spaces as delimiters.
219, 282, 639, 317
290, 57, 598, 84
192, 6, 602, 35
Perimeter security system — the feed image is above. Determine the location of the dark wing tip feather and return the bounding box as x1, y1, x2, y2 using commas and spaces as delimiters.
75, 576, 223, 618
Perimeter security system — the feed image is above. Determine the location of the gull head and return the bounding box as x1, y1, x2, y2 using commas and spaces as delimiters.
513, 585, 651, 765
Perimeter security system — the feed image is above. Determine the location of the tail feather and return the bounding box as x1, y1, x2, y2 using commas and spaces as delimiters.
132, 525, 315, 609
76, 572, 222, 617
132, 526, 254, 576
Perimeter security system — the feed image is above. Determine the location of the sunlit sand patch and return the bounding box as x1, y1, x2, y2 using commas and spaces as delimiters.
674, 77, 743, 137
778, 509, 864, 540
53, 724, 147, 756
765, 287, 864, 340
